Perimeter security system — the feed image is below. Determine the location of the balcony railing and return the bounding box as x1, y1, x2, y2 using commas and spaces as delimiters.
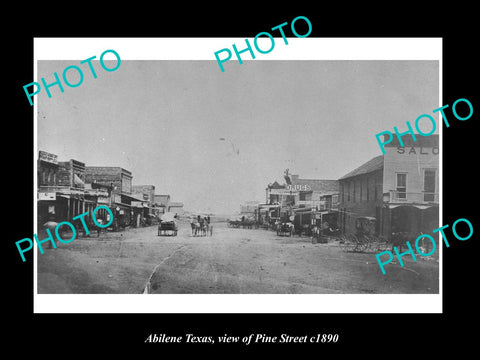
388, 190, 439, 204
297, 200, 339, 211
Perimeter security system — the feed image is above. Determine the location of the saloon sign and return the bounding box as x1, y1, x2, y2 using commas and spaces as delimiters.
396, 146, 439, 155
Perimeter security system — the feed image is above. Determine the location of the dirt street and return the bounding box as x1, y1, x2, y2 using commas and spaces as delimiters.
37, 219, 439, 294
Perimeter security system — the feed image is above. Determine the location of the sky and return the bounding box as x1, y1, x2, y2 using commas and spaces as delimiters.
37, 60, 439, 214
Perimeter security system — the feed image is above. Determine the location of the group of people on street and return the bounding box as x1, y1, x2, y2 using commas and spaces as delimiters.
190, 215, 212, 236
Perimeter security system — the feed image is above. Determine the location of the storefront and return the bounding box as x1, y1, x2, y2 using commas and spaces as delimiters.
37, 191, 57, 227
382, 203, 439, 240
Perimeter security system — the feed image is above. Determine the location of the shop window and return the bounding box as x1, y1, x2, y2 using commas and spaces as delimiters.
366, 178, 370, 201
424, 169, 436, 202
332, 194, 339, 205
396, 173, 407, 199
360, 179, 364, 201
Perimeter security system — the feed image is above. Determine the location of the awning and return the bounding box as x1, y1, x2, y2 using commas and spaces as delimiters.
122, 193, 145, 202
293, 207, 314, 213
73, 174, 85, 186
387, 204, 437, 210
258, 204, 280, 209
112, 202, 131, 208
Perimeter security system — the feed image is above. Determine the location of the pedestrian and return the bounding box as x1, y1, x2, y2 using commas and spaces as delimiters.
42, 216, 59, 249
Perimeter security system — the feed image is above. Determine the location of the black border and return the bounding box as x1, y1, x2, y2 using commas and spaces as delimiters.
7, 7, 478, 354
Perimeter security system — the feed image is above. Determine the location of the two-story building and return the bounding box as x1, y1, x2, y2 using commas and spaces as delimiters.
382, 134, 439, 239
85, 166, 135, 228
262, 172, 340, 230
285, 174, 340, 231
56, 159, 87, 221
37, 150, 60, 225
131, 184, 157, 224
338, 134, 439, 240
264, 181, 292, 221
37, 151, 114, 229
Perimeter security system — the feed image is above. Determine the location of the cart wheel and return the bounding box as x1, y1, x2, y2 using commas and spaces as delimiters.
357, 242, 368, 253
340, 242, 349, 252
339, 236, 348, 252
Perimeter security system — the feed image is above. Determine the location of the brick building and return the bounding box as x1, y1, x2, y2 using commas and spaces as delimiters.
85, 166, 135, 228
132, 185, 155, 209
338, 134, 439, 240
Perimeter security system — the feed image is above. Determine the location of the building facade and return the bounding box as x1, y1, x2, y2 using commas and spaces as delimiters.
132, 184, 156, 223
56, 159, 87, 221
382, 134, 439, 239
262, 172, 340, 231
338, 134, 439, 240
338, 156, 384, 236
37, 151, 115, 230
285, 174, 340, 231
37, 151, 60, 225
154, 194, 170, 215
85, 166, 135, 228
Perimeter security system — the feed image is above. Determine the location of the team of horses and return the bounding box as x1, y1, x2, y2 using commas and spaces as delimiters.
228, 218, 259, 229
190, 217, 213, 237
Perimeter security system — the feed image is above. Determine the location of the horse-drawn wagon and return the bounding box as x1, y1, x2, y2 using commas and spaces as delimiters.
339, 216, 388, 252
276, 222, 294, 237
158, 212, 178, 236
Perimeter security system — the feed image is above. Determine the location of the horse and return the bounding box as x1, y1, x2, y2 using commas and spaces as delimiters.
190, 220, 197, 236
203, 220, 213, 236
191, 219, 203, 236
391, 231, 425, 253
